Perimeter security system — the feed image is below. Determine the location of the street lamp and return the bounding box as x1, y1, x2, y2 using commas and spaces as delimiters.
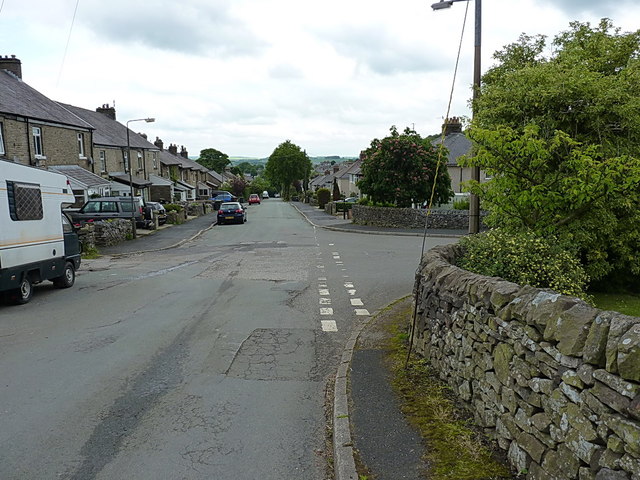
126, 117, 155, 238
431, 0, 482, 234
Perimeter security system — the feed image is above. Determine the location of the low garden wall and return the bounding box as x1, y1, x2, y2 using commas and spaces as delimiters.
413, 244, 640, 480
78, 219, 132, 249
352, 204, 485, 230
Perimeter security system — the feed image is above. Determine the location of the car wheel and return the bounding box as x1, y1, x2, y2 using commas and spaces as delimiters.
13, 276, 33, 305
53, 262, 75, 288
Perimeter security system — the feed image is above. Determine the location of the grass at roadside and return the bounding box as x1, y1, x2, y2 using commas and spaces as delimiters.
383, 302, 513, 480
592, 292, 640, 317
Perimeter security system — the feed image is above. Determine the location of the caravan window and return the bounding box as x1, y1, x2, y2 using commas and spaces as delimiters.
6, 181, 44, 221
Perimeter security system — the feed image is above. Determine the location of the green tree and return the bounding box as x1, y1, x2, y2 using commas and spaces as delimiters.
236, 161, 261, 177
332, 178, 341, 201
248, 176, 271, 195
358, 126, 453, 208
197, 148, 230, 173
230, 177, 247, 199
462, 19, 640, 281
265, 140, 312, 200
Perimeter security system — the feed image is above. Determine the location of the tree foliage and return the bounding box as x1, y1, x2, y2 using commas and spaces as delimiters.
197, 148, 230, 173
462, 19, 640, 281
358, 126, 453, 208
264, 140, 312, 200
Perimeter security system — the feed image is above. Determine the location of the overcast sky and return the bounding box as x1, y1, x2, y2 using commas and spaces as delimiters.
1, 0, 638, 158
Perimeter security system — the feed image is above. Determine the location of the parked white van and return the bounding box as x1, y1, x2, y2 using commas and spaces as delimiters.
0, 160, 82, 304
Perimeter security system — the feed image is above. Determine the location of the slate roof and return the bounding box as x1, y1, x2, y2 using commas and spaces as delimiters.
48, 165, 111, 188
432, 132, 472, 166
58, 103, 158, 150
158, 149, 183, 167
0, 70, 93, 129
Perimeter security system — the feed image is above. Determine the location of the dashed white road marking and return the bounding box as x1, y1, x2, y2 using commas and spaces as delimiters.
319, 283, 328, 288
322, 320, 338, 332
350, 298, 364, 306
319, 289, 330, 296
344, 283, 354, 288
347, 289, 356, 295
319, 298, 332, 305
320, 308, 334, 315
354, 309, 370, 316
318, 277, 327, 281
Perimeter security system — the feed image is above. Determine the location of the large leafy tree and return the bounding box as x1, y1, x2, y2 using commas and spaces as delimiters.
197, 148, 230, 173
265, 140, 312, 200
358, 126, 453, 208
461, 19, 640, 281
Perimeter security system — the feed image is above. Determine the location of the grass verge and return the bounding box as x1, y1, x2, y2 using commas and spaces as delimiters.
383, 302, 513, 480
592, 292, 640, 317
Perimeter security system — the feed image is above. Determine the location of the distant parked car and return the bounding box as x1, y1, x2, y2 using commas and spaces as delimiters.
217, 202, 247, 225
210, 191, 236, 202
248, 194, 261, 205
262, 191, 269, 199
67, 196, 147, 227
145, 201, 167, 225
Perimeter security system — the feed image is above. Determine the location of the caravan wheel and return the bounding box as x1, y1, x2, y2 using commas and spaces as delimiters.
13, 276, 33, 305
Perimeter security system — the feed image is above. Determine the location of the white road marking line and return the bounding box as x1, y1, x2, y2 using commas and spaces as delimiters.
332, 252, 339, 255
319, 298, 332, 305
329, 243, 335, 246
342, 268, 347, 271
318, 284, 328, 288
350, 298, 364, 306
354, 309, 370, 316
347, 289, 356, 295
318, 277, 327, 281
344, 283, 354, 288
317, 265, 325, 269
320, 307, 334, 315
319, 289, 330, 296
322, 320, 338, 332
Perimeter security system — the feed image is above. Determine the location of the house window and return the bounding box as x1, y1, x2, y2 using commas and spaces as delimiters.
124, 151, 129, 172
99, 150, 106, 173
0, 122, 5, 155
152, 152, 157, 169
32, 126, 43, 157
137, 152, 143, 171
6, 181, 44, 221
77, 133, 85, 158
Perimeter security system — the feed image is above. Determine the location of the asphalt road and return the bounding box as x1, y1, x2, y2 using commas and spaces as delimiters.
0, 200, 456, 480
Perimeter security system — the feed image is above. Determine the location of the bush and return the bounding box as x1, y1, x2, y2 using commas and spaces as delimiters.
317, 188, 331, 208
453, 198, 470, 210
335, 202, 353, 212
457, 229, 590, 299
164, 203, 183, 212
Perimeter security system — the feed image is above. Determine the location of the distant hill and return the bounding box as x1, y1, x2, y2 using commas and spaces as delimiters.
227, 156, 357, 165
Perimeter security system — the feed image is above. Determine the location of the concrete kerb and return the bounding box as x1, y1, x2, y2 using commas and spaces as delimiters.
107, 220, 217, 258
290, 202, 463, 238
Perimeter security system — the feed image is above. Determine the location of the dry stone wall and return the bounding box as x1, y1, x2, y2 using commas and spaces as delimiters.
352, 204, 485, 230
414, 244, 640, 480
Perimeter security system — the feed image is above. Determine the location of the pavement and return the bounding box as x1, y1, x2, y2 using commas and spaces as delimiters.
87, 202, 464, 480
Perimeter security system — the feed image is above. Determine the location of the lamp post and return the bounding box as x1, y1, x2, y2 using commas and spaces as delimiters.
431, 0, 481, 234
126, 117, 155, 238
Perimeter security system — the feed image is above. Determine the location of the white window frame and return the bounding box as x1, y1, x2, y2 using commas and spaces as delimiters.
77, 132, 86, 158
152, 152, 157, 169
32, 126, 44, 158
137, 151, 143, 171
124, 151, 129, 172
99, 150, 106, 173
0, 122, 5, 155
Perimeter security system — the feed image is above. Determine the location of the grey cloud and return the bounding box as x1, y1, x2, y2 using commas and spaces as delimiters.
539, 0, 637, 16
268, 64, 304, 80
81, 0, 265, 56
319, 26, 448, 75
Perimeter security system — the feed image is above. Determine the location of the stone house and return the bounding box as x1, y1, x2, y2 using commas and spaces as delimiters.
0, 56, 94, 171
59, 103, 158, 199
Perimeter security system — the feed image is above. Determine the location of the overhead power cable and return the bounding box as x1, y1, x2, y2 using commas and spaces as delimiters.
57, 0, 81, 87
406, 0, 471, 367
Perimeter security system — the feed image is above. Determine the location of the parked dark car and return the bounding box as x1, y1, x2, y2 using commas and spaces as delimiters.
67, 196, 147, 227
145, 201, 167, 225
217, 202, 247, 225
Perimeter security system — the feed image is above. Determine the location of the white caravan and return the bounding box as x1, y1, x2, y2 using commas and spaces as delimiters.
0, 160, 81, 304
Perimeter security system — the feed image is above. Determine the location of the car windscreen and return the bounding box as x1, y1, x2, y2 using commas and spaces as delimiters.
220, 203, 240, 209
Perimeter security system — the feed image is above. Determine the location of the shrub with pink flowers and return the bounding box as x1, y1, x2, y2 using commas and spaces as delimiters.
358, 126, 453, 208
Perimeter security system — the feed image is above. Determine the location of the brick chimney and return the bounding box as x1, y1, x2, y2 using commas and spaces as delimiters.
442, 116, 463, 136
96, 104, 116, 120
154, 137, 164, 151
168, 143, 178, 155
140, 133, 148, 140
180, 146, 189, 158
333, 164, 340, 173
0, 55, 22, 79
